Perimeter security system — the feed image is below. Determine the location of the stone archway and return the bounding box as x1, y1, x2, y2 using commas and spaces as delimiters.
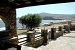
0, 16, 8, 30
0, 18, 6, 31
0, 5, 18, 44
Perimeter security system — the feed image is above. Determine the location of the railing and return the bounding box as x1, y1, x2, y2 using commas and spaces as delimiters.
35, 34, 42, 40
34, 33, 43, 47
18, 35, 27, 45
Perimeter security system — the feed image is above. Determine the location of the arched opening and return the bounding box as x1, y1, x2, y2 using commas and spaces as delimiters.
0, 18, 9, 39
0, 18, 6, 31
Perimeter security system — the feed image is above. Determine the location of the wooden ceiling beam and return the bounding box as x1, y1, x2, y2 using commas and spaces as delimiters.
15, 0, 75, 9
0, 0, 75, 9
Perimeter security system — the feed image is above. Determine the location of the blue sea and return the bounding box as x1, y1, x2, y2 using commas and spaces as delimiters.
0, 19, 68, 30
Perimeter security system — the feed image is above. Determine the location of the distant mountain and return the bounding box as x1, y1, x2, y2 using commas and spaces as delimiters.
43, 16, 55, 20
42, 16, 62, 20
39, 12, 75, 20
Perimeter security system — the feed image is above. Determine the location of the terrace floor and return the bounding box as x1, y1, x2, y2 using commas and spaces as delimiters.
21, 31, 75, 50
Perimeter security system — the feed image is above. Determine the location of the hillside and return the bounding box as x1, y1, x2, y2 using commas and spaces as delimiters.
39, 12, 75, 20
42, 16, 62, 20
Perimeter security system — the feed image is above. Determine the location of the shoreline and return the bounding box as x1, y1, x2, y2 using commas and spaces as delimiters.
0, 20, 75, 31
38, 20, 72, 30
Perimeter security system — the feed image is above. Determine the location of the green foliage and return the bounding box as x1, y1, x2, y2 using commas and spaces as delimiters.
19, 14, 42, 30
19, 16, 25, 28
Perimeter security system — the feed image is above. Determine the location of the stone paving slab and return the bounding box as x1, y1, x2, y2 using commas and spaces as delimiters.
21, 31, 75, 50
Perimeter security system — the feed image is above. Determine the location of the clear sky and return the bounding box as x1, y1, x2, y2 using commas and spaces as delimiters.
16, 2, 75, 17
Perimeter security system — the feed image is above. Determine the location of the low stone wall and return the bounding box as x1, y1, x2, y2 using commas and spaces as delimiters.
70, 25, 75, 31
48, 30, 64, 39
27, 37, 43, 48
63, 25, 70, 33
34, 37, 43, 48
54, 31, 64, 39
27, 31, 44, 48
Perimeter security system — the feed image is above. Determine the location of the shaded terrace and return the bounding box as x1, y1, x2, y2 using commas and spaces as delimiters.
0, 0, 75, 50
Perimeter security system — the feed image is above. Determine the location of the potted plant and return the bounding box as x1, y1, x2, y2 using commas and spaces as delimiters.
19, 14, 42, 31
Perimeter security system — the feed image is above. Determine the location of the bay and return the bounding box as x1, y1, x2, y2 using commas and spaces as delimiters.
0, 20, 68, 29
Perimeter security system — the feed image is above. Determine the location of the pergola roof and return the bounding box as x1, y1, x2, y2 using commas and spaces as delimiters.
0, 0, 75, 9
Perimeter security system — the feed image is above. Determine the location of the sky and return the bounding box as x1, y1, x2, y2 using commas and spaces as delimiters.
16, 2, 75, 17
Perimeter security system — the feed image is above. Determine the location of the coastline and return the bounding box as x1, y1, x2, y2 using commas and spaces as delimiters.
38, 20, 72, 30
0, 20, 75, 34
0, 20, 75, 31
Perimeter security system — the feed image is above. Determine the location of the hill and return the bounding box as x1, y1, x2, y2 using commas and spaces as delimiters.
39, 12, 75, 20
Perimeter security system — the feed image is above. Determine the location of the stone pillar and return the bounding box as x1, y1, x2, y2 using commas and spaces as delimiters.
0, 5, 18, 44
27, 31, 35, 47
48, 31, 51, 40
58, 26, 63, 36
68, 21, 71, 26
41, 29, 48, 45
58, 26, 62, 31
51, 28, 56, 39
68, 21, 72, 30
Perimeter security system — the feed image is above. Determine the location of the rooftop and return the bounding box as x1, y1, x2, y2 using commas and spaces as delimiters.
0, 0, 75, 9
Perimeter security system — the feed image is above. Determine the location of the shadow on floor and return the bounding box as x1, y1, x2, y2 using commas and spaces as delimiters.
70, 31, 75, 33
63, 36, 75, 38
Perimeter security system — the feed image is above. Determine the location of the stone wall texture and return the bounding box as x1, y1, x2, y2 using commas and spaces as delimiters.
0, 4, 18, 45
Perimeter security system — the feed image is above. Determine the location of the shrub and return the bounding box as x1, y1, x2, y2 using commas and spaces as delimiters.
19, 14, 42, 30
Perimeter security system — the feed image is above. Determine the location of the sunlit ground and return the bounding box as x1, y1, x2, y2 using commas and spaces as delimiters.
17, 29, 27, 35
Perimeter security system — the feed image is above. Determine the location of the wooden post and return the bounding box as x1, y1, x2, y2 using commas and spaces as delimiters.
27, 31, 35, 47
51, 28, 56, 39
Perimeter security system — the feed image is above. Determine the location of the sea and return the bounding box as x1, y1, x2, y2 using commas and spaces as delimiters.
0, 19, 69, 31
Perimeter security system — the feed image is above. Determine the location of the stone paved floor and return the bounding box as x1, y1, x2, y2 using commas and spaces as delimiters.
21, 31, 75, 50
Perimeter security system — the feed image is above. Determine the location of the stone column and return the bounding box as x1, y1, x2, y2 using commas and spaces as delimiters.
68, 21, 71, 26
68, 21, 72, 30
51, 28, 56, 39
41, 29, 48, 45
0, 5, 18, 45
27, 31, 35, 47
58, 26, 63, 36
